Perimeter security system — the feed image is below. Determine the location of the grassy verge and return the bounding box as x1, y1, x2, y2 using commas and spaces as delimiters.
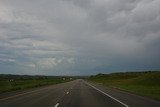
88, 71, 160, 101
0, 74, 74, 93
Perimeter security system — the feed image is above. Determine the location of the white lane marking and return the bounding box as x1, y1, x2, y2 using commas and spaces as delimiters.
85, 82, 129, 107
66, 92, 69, 94
54, 103, 59, 107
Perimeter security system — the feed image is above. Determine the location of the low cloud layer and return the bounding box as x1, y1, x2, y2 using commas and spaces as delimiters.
0, 0, 160, 75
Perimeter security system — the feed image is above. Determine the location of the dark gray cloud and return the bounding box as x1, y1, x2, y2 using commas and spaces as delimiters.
0, 0, 160, 75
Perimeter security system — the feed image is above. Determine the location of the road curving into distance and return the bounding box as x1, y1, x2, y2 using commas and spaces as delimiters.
0, 79, 160, 107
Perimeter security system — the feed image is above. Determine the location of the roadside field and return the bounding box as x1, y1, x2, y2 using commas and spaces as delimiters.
0, 74, 74, 93
88, 71, 160, 100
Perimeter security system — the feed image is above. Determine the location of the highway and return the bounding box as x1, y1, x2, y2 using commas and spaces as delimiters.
0, 79, 160, 107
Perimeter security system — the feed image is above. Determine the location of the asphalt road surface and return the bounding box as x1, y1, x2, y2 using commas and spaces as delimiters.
0, 79, 160, 107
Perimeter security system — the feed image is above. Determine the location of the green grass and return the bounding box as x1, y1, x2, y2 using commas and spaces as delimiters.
88, 71, 160, 100
0, 74, 74, 93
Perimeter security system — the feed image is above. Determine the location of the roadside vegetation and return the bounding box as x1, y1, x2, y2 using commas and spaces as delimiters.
0, 74, 75, 93
88, 71, 160, 101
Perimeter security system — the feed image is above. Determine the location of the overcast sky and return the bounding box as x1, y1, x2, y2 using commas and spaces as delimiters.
0, 0, 160, 75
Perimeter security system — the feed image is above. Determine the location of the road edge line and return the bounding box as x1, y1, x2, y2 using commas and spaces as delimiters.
0, 85, 52, 101
85, 81, 129, 107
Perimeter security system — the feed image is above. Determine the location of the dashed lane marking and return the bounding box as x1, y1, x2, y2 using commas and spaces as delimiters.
54, 103, 59, 107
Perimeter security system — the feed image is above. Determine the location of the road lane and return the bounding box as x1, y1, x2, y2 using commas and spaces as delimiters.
58, 80, 125, 107
0, 79, 160, 107
0, 80, 78, 107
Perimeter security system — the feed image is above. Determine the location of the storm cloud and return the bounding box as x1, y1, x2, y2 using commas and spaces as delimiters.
0, 0, 160, 75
